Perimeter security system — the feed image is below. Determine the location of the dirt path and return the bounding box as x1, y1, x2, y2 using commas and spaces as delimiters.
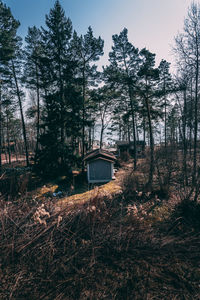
56, 162, 133, 209
1, 154, 26, 165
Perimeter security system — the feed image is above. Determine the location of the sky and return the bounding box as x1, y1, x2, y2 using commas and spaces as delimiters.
3, 0, 195, 70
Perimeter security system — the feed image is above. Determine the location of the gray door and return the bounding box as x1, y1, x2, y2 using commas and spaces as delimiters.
89, 159, 111, 181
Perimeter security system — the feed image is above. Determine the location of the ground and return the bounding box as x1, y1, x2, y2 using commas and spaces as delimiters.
1, 157, 200, 299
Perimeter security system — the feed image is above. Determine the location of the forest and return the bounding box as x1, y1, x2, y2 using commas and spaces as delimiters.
0, 0, 197, 181
1, 0, 200, 299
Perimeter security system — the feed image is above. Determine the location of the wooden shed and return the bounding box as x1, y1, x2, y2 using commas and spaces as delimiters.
116, 141, 146, 158
84, 149, 116, 183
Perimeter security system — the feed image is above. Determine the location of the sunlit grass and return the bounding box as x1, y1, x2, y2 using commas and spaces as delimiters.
58, 180, 122, 208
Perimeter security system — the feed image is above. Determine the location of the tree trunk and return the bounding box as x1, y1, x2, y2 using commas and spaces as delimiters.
163, 75, 167, 148
92, 125, 95, 149
127, 118, 131, 143
35, 62, 40, 158
145, 96, 154, 188
182, 88, 188, 185
0, 81, 2, 174
123, 52, 137, 169
58, 54, 65, 166
143, 118, 146, 145
129, 91, 137, 170
119, 122, 122, 141
88, 126, 92, 150
164, 97, 167, 147
135, 118, 139, 141
2, 129, 8, 164
11, 59, 29, 167
6, 113, 11, 164
189, 79, 193, 157
14, 139, 18, 162
81, 67, 86, 172
100, 124, 104, 149
193, 45, 199, 186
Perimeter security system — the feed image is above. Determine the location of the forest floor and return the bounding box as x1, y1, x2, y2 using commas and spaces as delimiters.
1, 156, 200, 299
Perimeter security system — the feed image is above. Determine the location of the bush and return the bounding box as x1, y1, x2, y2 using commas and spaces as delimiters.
171, 199, 200, 232
120, 151, 131, 162
0, 169, 32, 199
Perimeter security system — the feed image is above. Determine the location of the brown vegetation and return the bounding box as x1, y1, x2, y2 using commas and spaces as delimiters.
0, 156, 200, 299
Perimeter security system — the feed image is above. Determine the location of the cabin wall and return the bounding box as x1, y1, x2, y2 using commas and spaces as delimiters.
87, 159, 113, 183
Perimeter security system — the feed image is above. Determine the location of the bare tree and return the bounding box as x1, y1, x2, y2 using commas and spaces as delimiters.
174, 3, 200, 185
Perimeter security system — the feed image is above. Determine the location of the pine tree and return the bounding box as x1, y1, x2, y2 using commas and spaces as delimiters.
108, 28, 140, 169
138, 48, 160, 187
0, 1, 29, 169
34, 0, 82, 177
71, 27, 104, 170
158, 60, 172, 147
90, 86, 115, 148
42, 0, 72, 160
1, 92, 16, 164
174, 2, 200, 185
24, 26, 43, 157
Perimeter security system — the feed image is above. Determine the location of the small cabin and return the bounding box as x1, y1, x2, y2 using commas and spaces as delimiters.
116, 141, 146, 158
84, 149, 116, 183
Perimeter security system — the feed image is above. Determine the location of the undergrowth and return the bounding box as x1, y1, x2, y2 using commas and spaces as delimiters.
0, 183, 200, 299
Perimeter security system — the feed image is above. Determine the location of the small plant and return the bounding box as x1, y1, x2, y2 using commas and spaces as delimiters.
120, 151, 131, 162
122, 170, 148, 201
171, 199, 200, 232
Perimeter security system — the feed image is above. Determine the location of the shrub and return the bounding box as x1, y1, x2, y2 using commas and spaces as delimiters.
171, 199, 200, 232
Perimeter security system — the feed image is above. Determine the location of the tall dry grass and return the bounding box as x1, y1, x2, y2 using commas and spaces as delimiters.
0, 183, 200, 299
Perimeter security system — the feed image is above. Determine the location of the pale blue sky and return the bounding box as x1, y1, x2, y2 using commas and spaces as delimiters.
3, 0, 194, 68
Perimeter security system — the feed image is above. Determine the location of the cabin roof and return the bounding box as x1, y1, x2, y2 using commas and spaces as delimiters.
116, 141, 130, 146
116, 140, 146, 147
84, 148, 116, 162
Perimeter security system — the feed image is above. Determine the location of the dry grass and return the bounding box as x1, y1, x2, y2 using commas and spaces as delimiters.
0, 183, 200, 299
58, 178, 122, 209
1, 157, 200, 299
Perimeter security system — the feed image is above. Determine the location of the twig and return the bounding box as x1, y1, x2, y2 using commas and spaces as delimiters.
9, 271, 23, 300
